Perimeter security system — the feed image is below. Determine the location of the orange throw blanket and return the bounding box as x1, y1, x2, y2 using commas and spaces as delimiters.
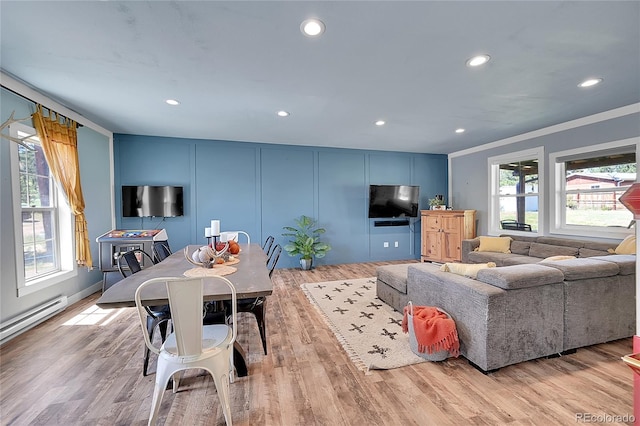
402, 306, 460, 357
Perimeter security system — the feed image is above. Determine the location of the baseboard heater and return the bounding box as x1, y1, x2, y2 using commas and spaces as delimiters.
0, 296, 68, 341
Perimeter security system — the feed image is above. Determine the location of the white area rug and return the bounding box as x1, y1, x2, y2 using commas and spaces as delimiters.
301, 277, 427, 373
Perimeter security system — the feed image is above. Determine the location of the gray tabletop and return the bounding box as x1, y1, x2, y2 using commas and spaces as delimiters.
96, 243, 272, 309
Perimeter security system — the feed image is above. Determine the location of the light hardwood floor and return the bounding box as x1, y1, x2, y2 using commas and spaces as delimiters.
0, 261, 634, 425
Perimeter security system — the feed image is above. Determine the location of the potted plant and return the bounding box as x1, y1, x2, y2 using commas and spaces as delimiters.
282, 215, 331, 270
428, 195, 446, 210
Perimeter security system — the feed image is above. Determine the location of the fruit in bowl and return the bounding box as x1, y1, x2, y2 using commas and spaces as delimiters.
228, 240, 240, 254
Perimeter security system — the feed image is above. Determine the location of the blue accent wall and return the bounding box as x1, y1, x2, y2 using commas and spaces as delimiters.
114, 134, 448, 268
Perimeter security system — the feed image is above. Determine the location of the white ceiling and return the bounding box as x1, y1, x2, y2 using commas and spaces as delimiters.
1, 1, 639, 154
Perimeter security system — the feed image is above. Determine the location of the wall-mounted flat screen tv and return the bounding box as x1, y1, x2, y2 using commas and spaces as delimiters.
122, 185, 184, 217
368, 185, 419, 218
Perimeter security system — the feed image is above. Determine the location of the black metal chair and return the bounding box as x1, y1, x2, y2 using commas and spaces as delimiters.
152, 241, 172, 263
500, 220, 532, 232
262, 235, 274, 255
230, 244, 281, 355
118, 249, 171, 376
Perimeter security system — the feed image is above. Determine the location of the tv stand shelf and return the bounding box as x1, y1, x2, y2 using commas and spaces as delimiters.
374, 220, 410, 227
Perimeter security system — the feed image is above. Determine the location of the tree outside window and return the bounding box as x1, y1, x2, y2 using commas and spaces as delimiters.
18, 140, 59, 279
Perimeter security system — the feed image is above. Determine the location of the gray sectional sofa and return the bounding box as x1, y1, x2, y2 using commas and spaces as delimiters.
461, 234, 615, 265
376, 235, 635, 372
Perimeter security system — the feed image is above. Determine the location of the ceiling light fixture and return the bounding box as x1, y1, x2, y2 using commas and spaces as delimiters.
466, 54, 491, 67
277, 110, 290, 117
455, 128, 465, 134
301, 18, 325, 37
165, 99, 180, 106
578, 78, 603, 88
375, 120, 385, 126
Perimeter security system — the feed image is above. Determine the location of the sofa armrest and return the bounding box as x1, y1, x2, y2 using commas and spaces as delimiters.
461, 238, 480, 263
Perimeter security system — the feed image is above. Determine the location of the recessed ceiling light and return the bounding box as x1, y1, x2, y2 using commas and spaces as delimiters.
165, 99, 180, 105
578, 78, 603, 88
375, 120, 385, 126
455, 128, 465, 134
466, 54, 491, 67
301, 18, 325, 37
277, 110, 290, 117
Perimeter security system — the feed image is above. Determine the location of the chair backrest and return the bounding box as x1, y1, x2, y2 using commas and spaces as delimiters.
267, 244, 282, 278
221, 231, 250, 244
135, 276, 237, 357
501, 220, 532, 232
153, 241, 172, 263
262, 235, 274, 254
118, 249, 154, 278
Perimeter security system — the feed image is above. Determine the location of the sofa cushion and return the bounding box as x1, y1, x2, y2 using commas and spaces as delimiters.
529, 242, 579, 259
466, 251, 519, 266
536, 236, 585, 249
540, 258, 620, 280
476, 264, 565, 290
510, 240, 531, 255
578, 247, 612, 258
500, 234, 538, 242
502, 256, 544, 266
440, 262, 496, 279
589, 254, 636, 276
376, 264, 411, 294
476, 236, 512, 253
583, 240, 620, 252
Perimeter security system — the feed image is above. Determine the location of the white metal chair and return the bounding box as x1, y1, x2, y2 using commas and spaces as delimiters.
221, 230, 250, 244
135, 276, 237, 426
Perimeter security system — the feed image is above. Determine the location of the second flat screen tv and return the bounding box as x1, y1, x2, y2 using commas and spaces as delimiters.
122, 185, 184, 217
368, 185, 420, 218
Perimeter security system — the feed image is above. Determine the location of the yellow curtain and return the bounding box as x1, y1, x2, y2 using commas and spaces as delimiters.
32, 104, 93, 269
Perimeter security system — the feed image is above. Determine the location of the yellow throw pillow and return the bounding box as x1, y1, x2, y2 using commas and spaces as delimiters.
609, 235, 636, 255
475, 236, 512, 253
440, 262, 497, 279
540, 255, 576, 262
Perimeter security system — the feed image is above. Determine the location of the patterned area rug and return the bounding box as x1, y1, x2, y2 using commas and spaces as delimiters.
301, 277, 427, 373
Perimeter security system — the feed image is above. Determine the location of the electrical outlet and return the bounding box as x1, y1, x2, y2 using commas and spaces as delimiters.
394, 241, 399, 247
383, 242, 389, 248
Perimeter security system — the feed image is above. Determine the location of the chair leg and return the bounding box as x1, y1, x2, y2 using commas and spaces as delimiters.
143, 317, 157, 376
143, 316, 170, 376
252, 302, 267, 355
148, 358, 173, 426
208, 357, 233, 425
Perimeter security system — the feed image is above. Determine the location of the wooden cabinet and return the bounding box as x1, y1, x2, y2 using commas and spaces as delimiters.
421, 210, 476, 263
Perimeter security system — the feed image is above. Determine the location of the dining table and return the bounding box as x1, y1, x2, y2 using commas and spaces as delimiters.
96, 243, 273, 377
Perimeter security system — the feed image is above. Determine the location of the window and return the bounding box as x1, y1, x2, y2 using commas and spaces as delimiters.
10, 122, 75, 296
488, 147, 544, 235
550, 138, 637, 238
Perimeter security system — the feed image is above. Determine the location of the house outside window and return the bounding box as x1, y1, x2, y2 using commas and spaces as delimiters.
10, 122, 75, 296
550, 138, 637, 238
488, 147, 544, 235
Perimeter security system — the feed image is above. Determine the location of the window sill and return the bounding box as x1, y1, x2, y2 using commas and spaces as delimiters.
18, 269, 77, 297
549, 225, 633, 241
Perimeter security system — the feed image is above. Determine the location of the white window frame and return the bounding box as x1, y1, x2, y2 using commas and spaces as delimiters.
10, 122, 76, 297
550, 137, 638, 239
488, 146, 545, 236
